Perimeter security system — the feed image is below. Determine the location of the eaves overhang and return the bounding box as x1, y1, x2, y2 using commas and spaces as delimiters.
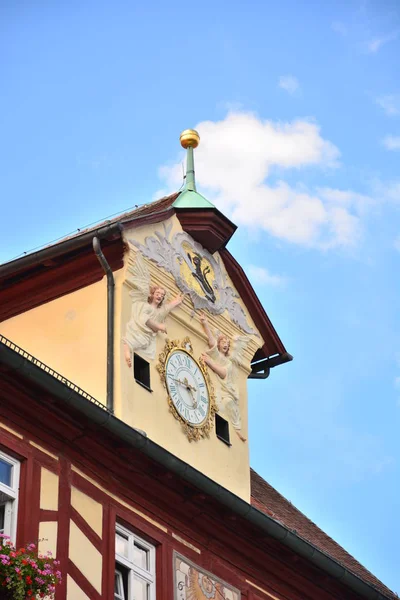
0, 335, 395, 600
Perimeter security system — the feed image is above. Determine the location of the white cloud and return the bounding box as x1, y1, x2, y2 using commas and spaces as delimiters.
376, 94, 400, 117
158, 111, 373, 249
365, 30, 399, 54
278, 75, 300, 95
367, 38, 385, 53
318, 188, 375, 219
247, 265, 287, 287
374, 179, 400, 203
382, 135, 400, 151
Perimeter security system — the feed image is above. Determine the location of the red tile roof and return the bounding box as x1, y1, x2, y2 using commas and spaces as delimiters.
250, 469, 397, 599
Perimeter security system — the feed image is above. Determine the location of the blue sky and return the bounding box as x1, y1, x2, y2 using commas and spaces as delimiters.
1, 0, 399, 594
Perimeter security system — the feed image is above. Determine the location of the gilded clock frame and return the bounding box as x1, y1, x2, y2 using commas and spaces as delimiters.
157, 337, 217, 442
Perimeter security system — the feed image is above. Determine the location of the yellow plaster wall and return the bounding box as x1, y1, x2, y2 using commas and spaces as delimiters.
38, 521, 58, 557
0, 214, 264, 504
0, 277, 123, 404
69, 521, 102, 593
40, 468, 59, 511
71, 486, 103, 538
117, 216, 262, 502
67, 575, 91, 600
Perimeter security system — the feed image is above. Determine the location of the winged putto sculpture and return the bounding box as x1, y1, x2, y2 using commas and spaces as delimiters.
122, 250, 184, 364
199, 312, 249, 442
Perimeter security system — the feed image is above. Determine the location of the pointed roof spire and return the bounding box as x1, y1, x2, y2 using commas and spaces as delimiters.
173, 129, 215, 209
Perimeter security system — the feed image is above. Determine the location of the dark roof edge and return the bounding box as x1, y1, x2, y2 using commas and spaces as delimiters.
0, 202, 177, 279
0, 339, 393, 600
0, 223, 124, 279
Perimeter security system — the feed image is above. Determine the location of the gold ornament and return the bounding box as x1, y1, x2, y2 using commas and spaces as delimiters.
180, 129, 200, 149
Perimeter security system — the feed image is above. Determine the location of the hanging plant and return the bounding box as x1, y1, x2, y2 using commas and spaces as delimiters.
0, 534, 62, 599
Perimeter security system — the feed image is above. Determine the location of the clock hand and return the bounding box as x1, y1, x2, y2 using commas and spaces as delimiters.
171, 378, 189, 392
171, 377, 197, 392
182, 377, 197, 392
188, 387, 198, 409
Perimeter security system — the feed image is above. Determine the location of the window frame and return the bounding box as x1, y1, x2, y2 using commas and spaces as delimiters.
133, 354, 152, 392
215, 413, 231, 446
115, 523, 156, 600
114, 569, 125, 600
0, 450, 20, 543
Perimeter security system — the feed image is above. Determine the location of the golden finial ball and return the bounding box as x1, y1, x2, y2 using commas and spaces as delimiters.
180, 129, 200, 149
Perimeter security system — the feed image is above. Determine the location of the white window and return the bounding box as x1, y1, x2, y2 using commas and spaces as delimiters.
0, 450, 20, 543
115, 524, 155, 600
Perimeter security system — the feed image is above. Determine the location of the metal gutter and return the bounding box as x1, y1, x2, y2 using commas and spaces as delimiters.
249, 352, 293, 380
0, 338, 393, 600
92, 237, 115, 413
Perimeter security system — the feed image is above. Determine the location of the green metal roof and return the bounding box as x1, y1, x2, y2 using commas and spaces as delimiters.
173, 189, 215, 209
172, 143, 215, 210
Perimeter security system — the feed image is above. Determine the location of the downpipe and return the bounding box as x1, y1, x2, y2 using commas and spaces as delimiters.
93, 237, 115, 413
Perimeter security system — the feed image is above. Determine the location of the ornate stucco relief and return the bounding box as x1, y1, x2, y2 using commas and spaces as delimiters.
128, 224, 255, 335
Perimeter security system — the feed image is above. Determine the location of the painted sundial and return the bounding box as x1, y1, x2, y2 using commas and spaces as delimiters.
128, 223, 255, 334
175, 237, 218, 305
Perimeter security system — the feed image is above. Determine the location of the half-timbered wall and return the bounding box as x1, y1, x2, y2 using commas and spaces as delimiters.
0, 408, 365, 600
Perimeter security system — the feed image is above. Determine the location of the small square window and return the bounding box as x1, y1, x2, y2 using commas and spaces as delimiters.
134, 354, 151, 391
215, 414, 230, 445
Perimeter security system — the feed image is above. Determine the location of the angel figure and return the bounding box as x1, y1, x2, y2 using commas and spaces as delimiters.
123, 252, 184, 366
200, 313, 248, 442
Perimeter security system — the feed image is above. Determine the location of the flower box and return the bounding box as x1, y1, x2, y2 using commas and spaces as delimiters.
0, 534, 61, 600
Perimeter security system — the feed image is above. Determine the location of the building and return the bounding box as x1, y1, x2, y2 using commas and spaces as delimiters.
0, 129, 396, 600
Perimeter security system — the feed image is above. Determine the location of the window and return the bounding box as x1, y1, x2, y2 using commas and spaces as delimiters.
115, 524, 155, 600
0, 450, 20, 542
134, 354, 151, 391
215, 414, 230, 445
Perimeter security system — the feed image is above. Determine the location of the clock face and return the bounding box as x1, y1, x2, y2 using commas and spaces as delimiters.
165, 350, 210, 427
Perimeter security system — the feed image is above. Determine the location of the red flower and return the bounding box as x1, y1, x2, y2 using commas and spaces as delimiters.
26, 575, 32, 584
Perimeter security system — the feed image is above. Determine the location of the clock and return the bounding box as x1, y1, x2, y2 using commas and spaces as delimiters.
157, 337, 217, 442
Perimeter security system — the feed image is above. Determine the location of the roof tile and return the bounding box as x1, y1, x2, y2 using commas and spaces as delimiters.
250, 469, 397, 599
